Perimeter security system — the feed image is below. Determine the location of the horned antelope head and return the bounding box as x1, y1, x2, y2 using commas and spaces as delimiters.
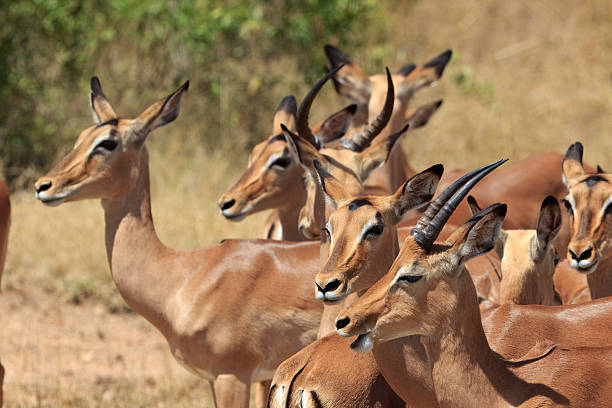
313, 164, 443, 303
561, 142, 612, 273
35, 77, 188, 205
334, 159, 507, 352
324, 44, 452, 126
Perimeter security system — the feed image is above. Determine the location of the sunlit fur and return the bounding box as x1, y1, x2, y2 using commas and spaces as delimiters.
562, 144, 612, 299
34, 79, 332, 408
339, 209, 612, 407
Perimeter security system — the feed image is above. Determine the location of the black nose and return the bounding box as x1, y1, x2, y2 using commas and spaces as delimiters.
220, 199, 235, 210
36, 181, 52, 193
568, 247, 592, 262
316, 279, 341, 294
336, 317, 350, 330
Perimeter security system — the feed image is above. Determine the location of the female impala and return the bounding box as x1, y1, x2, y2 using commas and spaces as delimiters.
33, 78, 335, 408
561, 141, 612, 298
337, 191, 612, 407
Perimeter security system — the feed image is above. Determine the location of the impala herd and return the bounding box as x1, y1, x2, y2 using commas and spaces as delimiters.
0, 44, 605, 407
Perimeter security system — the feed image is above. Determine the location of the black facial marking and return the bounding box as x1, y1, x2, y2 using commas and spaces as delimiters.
348, 199, 373, 211
96, 118, 119, 128
582, 175, 609, 187
267, 134, 286, 145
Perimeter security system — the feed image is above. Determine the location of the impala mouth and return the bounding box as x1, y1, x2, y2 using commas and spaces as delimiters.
571, 259, 599, 275
350, 332, 373, 353
36, 192, 69, 207
220, 210, 249, 221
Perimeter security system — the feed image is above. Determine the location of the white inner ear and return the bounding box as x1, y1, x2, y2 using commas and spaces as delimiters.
599, 194, 612, 217
90, 94, 101, 124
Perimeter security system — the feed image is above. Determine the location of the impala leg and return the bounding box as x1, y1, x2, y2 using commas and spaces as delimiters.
212, 374, 250, 408
254, 380, 271, 408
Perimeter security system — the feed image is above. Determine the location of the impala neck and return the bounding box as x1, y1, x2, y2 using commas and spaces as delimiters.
421, 269, 523, 407
277, 206, 303, 241
102, 147, 179, 337
587, 256, 612, 299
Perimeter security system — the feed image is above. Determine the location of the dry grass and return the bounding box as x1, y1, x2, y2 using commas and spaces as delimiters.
4, 0, 612, 406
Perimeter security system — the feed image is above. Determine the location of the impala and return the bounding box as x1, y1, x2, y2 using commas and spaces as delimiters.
337, 183, 612, 407
271, 161, 506, 408
467, 195, 562, 305
561, 141, 612, 298
218, 94, 356, 240
0, 178, 9, 407
325, 45, 453, 193
32, 77, 339, 408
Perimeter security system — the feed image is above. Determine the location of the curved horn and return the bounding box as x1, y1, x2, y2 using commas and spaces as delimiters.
341, 67, 395, 152
296, 64, 345, 148
412, 158, 508, 249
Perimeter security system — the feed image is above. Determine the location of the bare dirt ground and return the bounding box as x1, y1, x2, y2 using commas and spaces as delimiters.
0, 288, 217, 407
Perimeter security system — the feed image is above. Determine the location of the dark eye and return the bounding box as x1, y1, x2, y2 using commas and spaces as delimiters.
365, 224, 384, 238
561, 199, 573, 215
321, 228, 331, 239
96, 139, 118, 151
398, 275, 422, 283
271, 157, 291, 169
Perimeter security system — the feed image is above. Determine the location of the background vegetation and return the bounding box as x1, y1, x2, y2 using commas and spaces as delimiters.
3, 0, 612, 406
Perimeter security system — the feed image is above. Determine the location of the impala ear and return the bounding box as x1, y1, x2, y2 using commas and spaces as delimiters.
562, 142, 585, 186
273, 95, 297, 133
90, 76, 117, 124
312, 104, 357, 145
281, 124, 325, 171
535, 196, 562, 250
467, 195, 482, 216
597, 165, 606, 174
131, 80, 189, 143
404, 100, 443, 129
312, 159, 350, 209
397, 63, 416, 77
448, 204, 507, 272
384, 164, 443, 224
324, 44, 371, 104
398, 50, 452, 99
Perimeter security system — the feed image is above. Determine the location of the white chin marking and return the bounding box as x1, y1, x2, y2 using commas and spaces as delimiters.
350, 333, 373, 353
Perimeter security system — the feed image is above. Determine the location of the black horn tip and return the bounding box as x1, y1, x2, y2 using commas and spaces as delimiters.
564, 142, 584, 164
181, 80, 190, 91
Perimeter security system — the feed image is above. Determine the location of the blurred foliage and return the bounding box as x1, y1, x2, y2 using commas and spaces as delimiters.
0, 0, 384, 186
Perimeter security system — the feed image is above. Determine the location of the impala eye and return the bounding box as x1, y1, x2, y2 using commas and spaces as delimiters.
271, 157, 291, 169
96, 139, 118, 151
561, 199, 573, 215
365, 224, 384, 238
398, 275, 422, 283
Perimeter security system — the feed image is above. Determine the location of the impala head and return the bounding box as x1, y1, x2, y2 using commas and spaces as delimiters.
469, 195, 562, 290
35, 77, 188, 205
561, 142, 612, 273
314, 164, 444, 303
334, 159, 507, 352
218, 93, 356, 222
325, 44, 452, 115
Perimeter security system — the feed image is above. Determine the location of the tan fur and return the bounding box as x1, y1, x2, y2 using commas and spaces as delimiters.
562, 142, 612, 298
0, 179, 8, 408
34, 80, 330, 408
339, 208, 612, 407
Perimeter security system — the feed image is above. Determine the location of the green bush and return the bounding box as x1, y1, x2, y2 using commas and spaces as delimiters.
0, 0, 383, 186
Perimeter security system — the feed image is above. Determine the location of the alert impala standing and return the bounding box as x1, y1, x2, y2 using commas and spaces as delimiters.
561, 141, 612, 298
337, 188, 612, 407
33, 77, 338, 408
